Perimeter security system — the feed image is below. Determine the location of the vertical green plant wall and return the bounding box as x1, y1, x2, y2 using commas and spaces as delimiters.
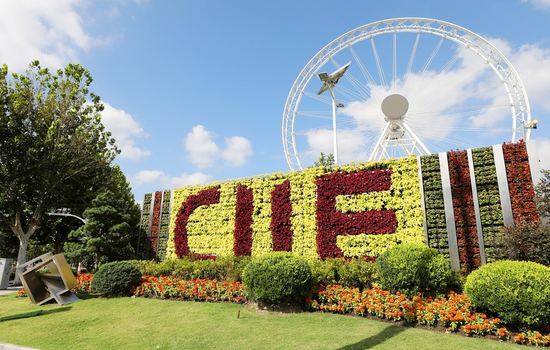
421, 154, 449, 260
471, 147, 503, 263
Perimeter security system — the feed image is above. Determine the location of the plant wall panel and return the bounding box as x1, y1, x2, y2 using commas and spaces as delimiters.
141, 141, 541, 272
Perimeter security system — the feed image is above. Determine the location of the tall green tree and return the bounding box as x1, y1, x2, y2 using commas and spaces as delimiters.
67, 165, 141, 270
0, 61, 118, 278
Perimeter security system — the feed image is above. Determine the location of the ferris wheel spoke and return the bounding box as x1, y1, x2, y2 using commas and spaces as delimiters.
337, 84, 367, 103
402, 32, 420, 91
413, 62, 496, 110
409, 100, 510, 121
417, 75, 505, 116
409, 36, 445, 95
371, 37, 388, 88
295, 110, 333, 119
438, 45, 468, 76
393, 33, 397, 92
302, 91, 333, 105
350, 46, 377, 87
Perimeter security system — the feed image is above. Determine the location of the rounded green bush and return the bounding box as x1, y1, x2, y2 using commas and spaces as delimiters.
376, 243, 454, 297
242, 252, 312, 306
464, 260, 550, 329
91, 261, 142, 296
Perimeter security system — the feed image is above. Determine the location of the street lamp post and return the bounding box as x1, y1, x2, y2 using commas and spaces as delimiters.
317, 62, 351, 165
48, 208, 88, 225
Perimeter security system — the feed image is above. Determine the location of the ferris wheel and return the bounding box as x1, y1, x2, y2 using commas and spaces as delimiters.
282, 18, 532, 171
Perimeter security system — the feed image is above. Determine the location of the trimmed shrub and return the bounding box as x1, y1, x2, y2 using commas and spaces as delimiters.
309, 258, 378, 289
91, 261, 142, 296
216, 255, 252, 282
464, 260, 550, 329
339, 258, 378, 289
140, 256, 251, 282
309, 258, 343, 286
376, 243, 454, 297
242, 252, 312, 306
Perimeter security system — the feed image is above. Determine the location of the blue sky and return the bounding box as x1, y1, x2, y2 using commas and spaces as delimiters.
2, 0, 550, 204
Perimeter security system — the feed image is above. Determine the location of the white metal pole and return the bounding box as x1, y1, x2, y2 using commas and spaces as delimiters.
329, 87, 339, 164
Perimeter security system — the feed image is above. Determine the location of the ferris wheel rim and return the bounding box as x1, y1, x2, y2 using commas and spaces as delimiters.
282, 17, 531, 171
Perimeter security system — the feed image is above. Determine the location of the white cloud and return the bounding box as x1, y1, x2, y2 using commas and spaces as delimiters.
130, 170, 164, 186
0, 0, 105, 71
163, 172, 213, 189
100, 102, 151, 160
522, 0, 550, 9
306, 128, 370, 164
129, 170, 211, 188
185, 125, 253, 168
185, 125, 220, 168
535, 138, 550, 170
222, 137, 253, 167
508, 44, 550, 112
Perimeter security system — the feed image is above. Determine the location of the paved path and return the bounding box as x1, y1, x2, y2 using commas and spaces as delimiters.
0, 342, 42, 350
0, 285, 22, 296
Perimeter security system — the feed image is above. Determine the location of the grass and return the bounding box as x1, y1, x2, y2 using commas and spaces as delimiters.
0, 293, 524, 350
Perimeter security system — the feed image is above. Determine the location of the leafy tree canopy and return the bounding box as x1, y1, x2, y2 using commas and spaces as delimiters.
0, 60, 119, 272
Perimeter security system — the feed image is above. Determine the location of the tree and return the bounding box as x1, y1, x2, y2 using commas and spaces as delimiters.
66, 165, 141, 270
313, 152, 335, 168
494, 169, 550, 267
0, 61, 118, 280
535, 169, 550, 220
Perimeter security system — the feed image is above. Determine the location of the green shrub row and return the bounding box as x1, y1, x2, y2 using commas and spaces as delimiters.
128, 255, 379, 287
309, 258, 378, 289
128, 255, 252, 282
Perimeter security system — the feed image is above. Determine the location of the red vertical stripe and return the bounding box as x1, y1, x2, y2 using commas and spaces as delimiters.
271, 180, 293, 252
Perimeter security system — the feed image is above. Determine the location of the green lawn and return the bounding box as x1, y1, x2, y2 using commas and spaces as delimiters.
0, 293, 524, 350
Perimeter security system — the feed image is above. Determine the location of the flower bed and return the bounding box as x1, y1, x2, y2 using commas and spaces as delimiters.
16, 272, 94, 297
132, 275, 245, 303
306, 284, 550, 345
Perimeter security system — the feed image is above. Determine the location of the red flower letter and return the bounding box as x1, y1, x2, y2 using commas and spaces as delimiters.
316, 169, 397, 259
173, 187, 220, 258
271, 180, 293, 252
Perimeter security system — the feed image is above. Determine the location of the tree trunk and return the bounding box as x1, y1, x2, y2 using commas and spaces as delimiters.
14, 236, 30, 285
8, 210, 42, 285
94, 251, 102, 272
